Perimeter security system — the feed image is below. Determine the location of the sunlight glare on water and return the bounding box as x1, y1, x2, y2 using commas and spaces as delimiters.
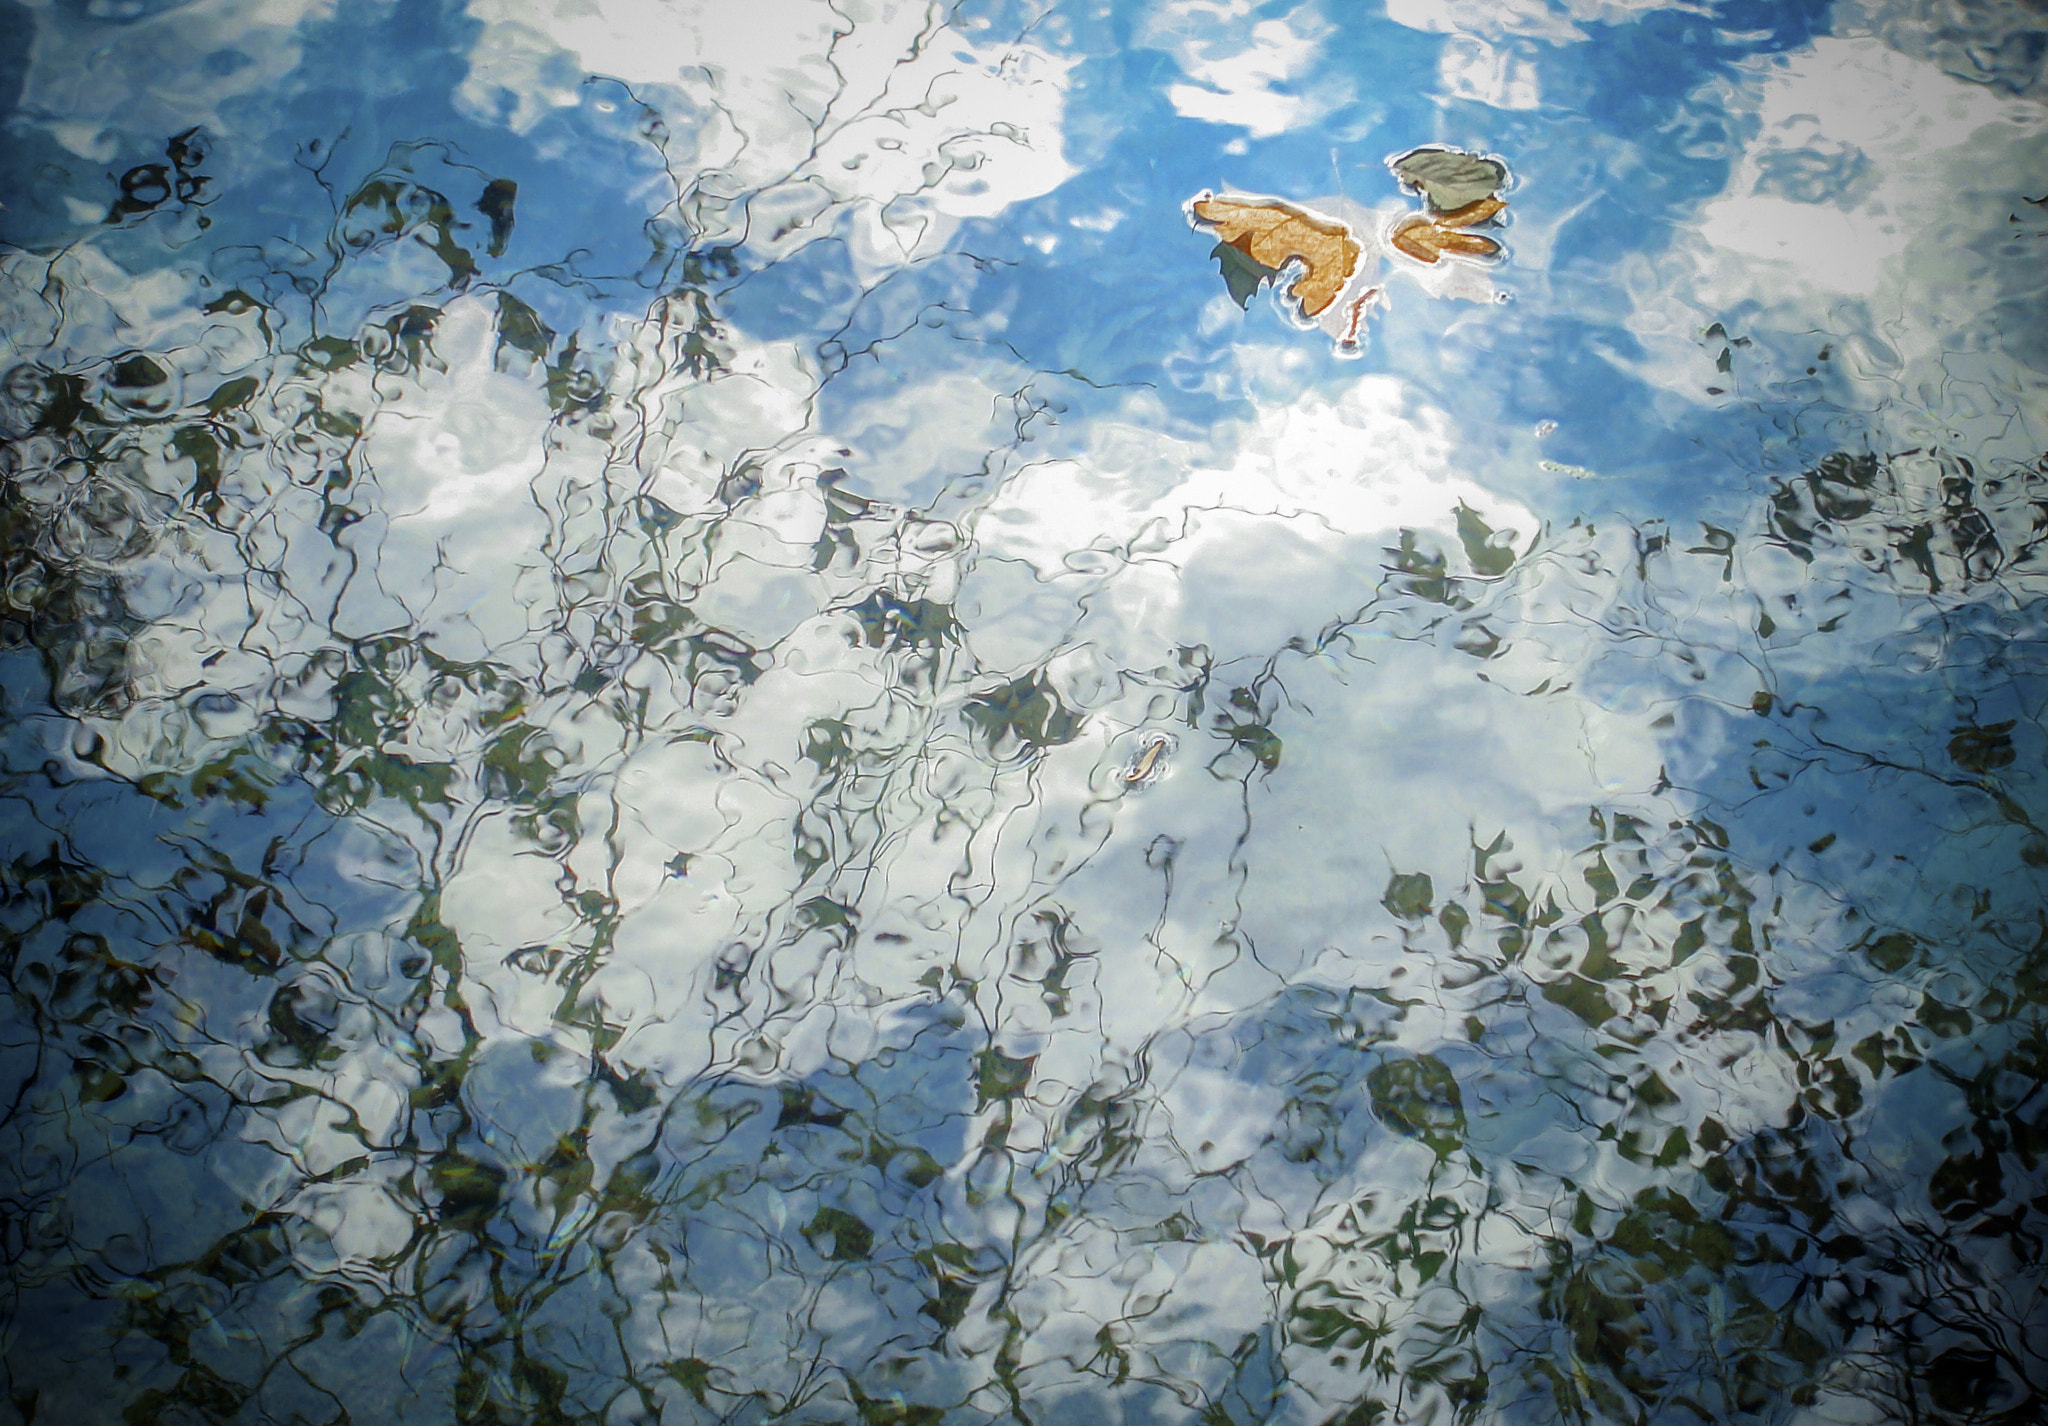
2, 0, 2047, 1422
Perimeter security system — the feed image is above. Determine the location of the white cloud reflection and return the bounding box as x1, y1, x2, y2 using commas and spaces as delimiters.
1141, 1, 1336, 137
1385, 0, 1709, 44
457, 0, 1077, 267
1622, 35, 2048, 460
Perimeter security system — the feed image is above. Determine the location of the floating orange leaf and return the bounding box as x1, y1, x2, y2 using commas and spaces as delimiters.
1432, 196, 1505, 230
1189, 195, 1361, 317
1390, 214, 1503, 265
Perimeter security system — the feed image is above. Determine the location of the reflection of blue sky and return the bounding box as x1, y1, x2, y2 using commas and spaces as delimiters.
5, 0, 2048, 1419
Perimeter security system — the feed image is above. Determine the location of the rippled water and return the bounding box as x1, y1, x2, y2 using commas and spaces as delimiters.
3, 2, 2047, 1422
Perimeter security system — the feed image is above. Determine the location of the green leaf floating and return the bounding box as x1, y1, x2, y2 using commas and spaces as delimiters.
1391, 147, 1508, 212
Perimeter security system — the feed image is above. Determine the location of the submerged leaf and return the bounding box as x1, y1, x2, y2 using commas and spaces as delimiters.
1210, 238, 1282, 309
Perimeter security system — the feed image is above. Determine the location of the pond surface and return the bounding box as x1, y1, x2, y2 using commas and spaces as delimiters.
3, 1, 2047, 1422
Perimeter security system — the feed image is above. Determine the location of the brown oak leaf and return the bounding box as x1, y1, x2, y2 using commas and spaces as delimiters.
1189, 195, 1362, 317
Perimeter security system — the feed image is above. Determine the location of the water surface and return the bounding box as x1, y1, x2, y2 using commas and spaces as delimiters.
3, 1, 2047, 1422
